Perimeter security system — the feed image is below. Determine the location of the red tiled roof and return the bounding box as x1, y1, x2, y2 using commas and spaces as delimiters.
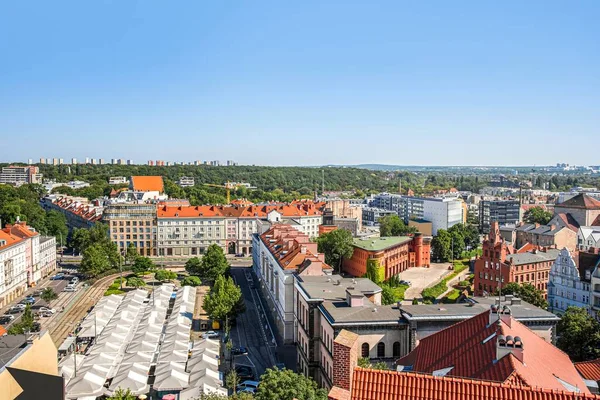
131, 176, 164, 193
334, 368, 600, 400
157, 202, 323, 219
557, 194, 600, 210
4, 222, 39, 238
396, 309, 590, 393
552, 213, 580, 232
591, 215, 600, 227
575, 358, 600, 382
0, 230, 25, 251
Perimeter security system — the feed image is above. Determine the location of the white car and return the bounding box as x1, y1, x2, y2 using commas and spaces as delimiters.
39, 307, 56, 314
64, 286, 77, 292
201, 331, 220, 339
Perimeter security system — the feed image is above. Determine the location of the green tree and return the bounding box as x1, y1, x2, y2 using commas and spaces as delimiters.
200, 244, 230, 282
499, 282, 547, 309
316, 229, 354, 273
524, 206, 553, 225
254, 368, 327, 400
203, 275, 243, 321
556, 306, 600, 362
365, 259, 385, 284
381, 285, 396, 305
431, 229, 452, 262
126, 276, 146, 288
108, 388, 136, 400
182, 276, 202, 287
226, 370, 240, 392
45, 210, 68, 240
70, 228, 91, 254
379, 215, 417, 237
155, 269, 177, 282
357, 357, 371, 368
125, 243, 139, 265
132, 256, 155, 274
41, 287, 58, 303
80, 244, 112, 277
185, 256, 202, 275
21, 304, 34, 329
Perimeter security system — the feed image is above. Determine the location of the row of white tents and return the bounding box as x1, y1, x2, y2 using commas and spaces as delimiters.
59, 285, 225, 400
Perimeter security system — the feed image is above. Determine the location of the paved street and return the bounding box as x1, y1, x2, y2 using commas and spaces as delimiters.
0, 272, 79, 331
229, 267, 277, 379
402, 262, 453, 303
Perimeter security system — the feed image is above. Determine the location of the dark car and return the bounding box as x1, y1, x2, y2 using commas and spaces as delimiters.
0, 315, 15, 324
232, 346, 248, 356
30, 322, 41, 332
235, 366, 255, 381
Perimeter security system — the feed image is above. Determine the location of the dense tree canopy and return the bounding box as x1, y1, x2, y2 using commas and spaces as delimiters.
132, 256, 155, 274
524, 206, 553, 225
378, 215, 417, 237
254, 368, 327, 400
557, 306, 600, 362
199, 244, 230, 282
316, 229, 355, 272
154, 269, 177, 282
498, 282, 547, 309
203, 275, 243, 321
181, 276, 202, 287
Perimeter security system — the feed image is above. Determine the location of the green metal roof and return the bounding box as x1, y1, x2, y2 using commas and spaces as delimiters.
352, 236, 412, 251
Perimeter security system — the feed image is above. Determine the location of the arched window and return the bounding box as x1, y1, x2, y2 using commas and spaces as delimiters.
393, 342, 401, 357
377, 342, 385, 358
361, 343, 369, 358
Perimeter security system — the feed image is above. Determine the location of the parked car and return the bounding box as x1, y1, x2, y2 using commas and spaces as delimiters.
235, 366, 255, 381
237, 387, 256, 394
399, 280, 412, 286
51, 273, 65, 280
33, 289, 43, 296
201, 331, 220, 339
38, 311, 53, 318
232, 346, 248, 356
39, 307, 56, 314
0, 315, 15, 324
236, 381, 259, 392
70, 277, 79, 284
64, 285, 77, 292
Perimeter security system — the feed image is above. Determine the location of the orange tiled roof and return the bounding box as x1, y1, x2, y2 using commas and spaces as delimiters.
396, 309, 589, 393
0, 230, 24, 251
336, 368, 600, 400
131, 176, 164, 193
4, 222, 39, 238
575, 358, 600, 382
53, 196, 103, 222
157, 202, 323, 219
557, 194, 600, 210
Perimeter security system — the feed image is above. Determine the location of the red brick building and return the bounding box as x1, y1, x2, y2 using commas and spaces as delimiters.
343, 234, 430, 280
474, 222, 559, 297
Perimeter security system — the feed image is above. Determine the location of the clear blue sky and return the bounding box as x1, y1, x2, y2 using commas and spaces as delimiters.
1, 1, 598, 166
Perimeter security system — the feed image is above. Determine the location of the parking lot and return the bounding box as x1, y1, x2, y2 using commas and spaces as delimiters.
0, 272, 82, 331
401, 262, 454, 302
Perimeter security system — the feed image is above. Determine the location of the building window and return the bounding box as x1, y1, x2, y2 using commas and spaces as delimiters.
393, 342, 400, 357
377, 342, 385, 358
361, 343, 369, 358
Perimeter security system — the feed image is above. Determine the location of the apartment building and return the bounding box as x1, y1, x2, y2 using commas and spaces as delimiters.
361, 207, 396, 226
39, 236, 57, 279
3, 222, 40, 286
0, 229, 28, 308
474, 222, 559, 296
0, 165, 42, 185
343, 234, 431, 280
554, 193, 600, 228
252, 225, 333, 343
591, 257, 600, 314
109, 176, 128, 185
479, 199, 520, 234
103, 203, 157, 257
41, 195, 103, 230
370, 194, 464, 235
324, 199, 363, 227
514, 222, 577, 251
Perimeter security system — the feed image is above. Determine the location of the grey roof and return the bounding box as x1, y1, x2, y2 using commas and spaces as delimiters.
499, 224, 516, 232
39, 236, 56, 244
505, 249, 560, 265
320, 301, 400, 325
515, 223, 536, 232
400, 296, 559, 322
296, 275, 381, 301
527, 225, 564, 235
0, 334, 28, 368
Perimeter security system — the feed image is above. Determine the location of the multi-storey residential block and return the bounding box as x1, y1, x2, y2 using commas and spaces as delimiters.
474, 222, 559, 296
370, 194, 464, 235
343, 234, 430, 280
41, 195, 103, 231
362, 207, 396, 226
325, 199, 363, 227
252, 225, 332, 344
177, 176, 195, 187
3, 222, 40, 286
591, 257, 600, 314
547, 248, 596, 314
0, 165, 42, 185
0, 229, 28, 308
109, 176, 128, 185
103, 203, 157, 257
515, 222, 577, 251
479, 199, 520, 234
39, 236, 57, 279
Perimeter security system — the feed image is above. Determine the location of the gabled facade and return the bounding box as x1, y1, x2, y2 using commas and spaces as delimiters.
547, 248, 593, 314
554, 193, 600, 228
0, 230, 28, 309
578, 226, 600, 251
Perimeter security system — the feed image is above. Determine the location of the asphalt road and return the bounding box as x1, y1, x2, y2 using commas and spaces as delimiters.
1, 274, 79, 330
229, 267, 278, 379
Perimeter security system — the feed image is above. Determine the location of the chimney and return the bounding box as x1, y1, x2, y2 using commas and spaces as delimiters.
332, 330, 359, 391
345, 288, 364, 307
496, 335, 524, 364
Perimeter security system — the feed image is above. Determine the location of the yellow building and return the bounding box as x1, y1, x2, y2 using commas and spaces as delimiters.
0, 331, 61, 400
408, 219, 433, 236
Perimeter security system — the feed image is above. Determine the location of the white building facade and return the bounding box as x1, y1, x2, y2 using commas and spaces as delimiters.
547, 248, 591, 315
578, 226, 600, 251
0, 234, 28, 309
39, 237, 57, 280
